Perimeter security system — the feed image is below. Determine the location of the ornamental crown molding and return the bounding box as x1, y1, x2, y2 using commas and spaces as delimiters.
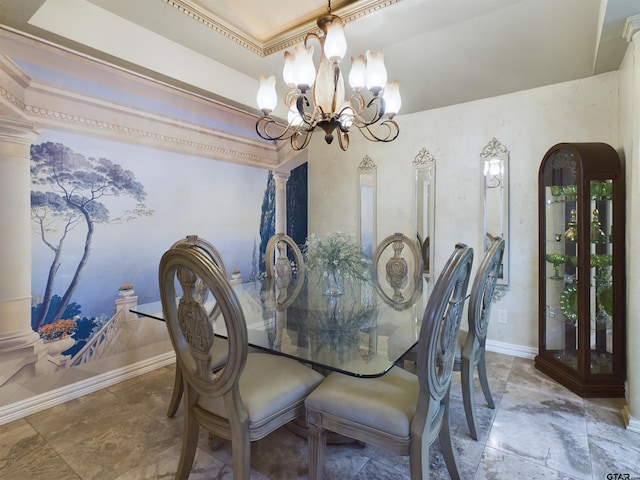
162, 0, 399, 57
623, 14, 640, 43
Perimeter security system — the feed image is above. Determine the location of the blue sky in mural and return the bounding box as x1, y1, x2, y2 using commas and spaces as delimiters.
31, 129, 269, 319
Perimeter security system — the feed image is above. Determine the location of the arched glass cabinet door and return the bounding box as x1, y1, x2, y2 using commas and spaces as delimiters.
412, 148, 435, 279
481, 138, 509, 298
535, 142, 625, 398
358, 155, 377, 258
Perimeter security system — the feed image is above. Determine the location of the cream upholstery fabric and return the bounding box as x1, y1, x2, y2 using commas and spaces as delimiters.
198, 353, 323, 430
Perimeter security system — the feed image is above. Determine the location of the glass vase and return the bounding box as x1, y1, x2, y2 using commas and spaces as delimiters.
322, 269, 343, 296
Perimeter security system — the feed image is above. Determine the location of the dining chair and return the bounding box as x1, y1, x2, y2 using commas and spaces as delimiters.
159, 243, 324, 480
165, 235, 229, 418
305, 243, 473, 480
264, 232, 305, 287
264, 233, 306, 310
455, 236, 505, 440
372, 232, 423, 308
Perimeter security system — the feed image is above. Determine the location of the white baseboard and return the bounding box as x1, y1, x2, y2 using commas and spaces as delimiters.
486, 339, 537, 359
621, 405, 640, 434
0, 351, 175, 426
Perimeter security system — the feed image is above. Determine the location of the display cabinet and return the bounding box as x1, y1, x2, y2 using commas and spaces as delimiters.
535, 142, 625, 397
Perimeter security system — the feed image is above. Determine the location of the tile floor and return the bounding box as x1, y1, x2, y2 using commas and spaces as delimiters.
1, 352, 639, 479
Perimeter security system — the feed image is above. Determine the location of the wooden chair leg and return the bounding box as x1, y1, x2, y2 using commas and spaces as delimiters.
167, 365, 183, 417
439, 398, 461, 480
231, 430, 251, 480
177, 404, 199, 479
307, 421, 327, 480
461, 356, 479, 440
477, 351, 495, 409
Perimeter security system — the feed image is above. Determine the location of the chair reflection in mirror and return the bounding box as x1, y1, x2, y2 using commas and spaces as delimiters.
372, 232, 423, 309
416, 233, 430, 275
305, 244, 473, 480
159, 243, 323, 480
264, 233, 305, 308
455, 236, 505, 440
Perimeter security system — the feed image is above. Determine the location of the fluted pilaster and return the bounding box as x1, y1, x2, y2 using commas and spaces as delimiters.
0, 118, 47, 386
273, 172, 290, 235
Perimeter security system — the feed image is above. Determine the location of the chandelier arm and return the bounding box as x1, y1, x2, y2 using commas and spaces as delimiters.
297, 95, 322, 129
304, 32, 322, 49
355, 119, 399, 143
356, 96, 385, 126
290, 128, 314, 151
345, 93, 387, 128
256, 115, 296, 142
337, 129, 349, 151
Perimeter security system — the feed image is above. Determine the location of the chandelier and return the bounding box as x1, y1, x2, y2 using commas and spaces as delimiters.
255, 1, 401, 151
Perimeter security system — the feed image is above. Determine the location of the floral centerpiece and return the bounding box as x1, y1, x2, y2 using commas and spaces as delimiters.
38, 318, 77, 341
303, 232, 372, 295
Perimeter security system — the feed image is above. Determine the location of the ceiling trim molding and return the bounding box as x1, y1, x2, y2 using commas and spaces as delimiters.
24, 103, 275, 168
623, 14, 640, 43
0, 82, 277, 169
162, 0, 399, 57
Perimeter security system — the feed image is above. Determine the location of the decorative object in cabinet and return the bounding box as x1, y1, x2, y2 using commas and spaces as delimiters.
535, 142, 625, 397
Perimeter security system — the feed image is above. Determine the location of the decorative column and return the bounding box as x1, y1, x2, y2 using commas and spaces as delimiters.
622, 16, 640, 433
0, 118, 47, 386
273, 172, 290, 235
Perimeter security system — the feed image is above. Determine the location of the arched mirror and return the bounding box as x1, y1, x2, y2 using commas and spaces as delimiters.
358, 155, 377, 258
481, 138, 509, 297
412, 148, 435, 278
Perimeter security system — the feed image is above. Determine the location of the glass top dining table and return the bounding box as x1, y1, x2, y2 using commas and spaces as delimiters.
131, 274, 430, 378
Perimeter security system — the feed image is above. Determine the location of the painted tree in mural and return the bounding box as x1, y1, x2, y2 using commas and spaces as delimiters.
30, 141, 152, 330
258, 170, 275, 274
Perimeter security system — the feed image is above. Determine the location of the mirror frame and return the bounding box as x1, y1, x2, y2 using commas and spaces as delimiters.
412, 147, 436, 279
481, 137, 509, 298
358, 155, 377, 258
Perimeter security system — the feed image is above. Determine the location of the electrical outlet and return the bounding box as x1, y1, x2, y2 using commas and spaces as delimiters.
498, 309, 508, 324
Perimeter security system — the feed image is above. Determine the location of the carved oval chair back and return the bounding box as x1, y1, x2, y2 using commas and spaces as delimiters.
264, 233, 306, 308
265, 233, 305, 282
164, 234, 229, 417
305, 243, 473, 480
159, 243, 323, 480
372, 232, 424, 309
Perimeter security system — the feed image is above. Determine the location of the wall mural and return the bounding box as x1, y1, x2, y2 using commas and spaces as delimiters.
0, 128, 293, 409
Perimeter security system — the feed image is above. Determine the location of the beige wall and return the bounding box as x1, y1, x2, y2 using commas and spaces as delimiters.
307, 71, 619, 353
618, 29, 640, 430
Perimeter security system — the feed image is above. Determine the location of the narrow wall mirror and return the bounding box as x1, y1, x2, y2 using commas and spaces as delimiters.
481, 138, 509, 297
358, 155, 377, 258
412, 148, 436, 279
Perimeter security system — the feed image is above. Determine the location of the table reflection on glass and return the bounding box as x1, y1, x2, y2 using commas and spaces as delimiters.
131, 275, 430, 378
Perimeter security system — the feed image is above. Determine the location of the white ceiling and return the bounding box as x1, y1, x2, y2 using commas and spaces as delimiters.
1, 0, 639, 118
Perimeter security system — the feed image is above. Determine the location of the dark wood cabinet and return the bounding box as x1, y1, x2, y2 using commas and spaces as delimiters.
535, 143, 625, 397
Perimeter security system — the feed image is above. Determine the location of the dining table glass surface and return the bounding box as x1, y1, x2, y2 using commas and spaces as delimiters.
131, 273, 430, 378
